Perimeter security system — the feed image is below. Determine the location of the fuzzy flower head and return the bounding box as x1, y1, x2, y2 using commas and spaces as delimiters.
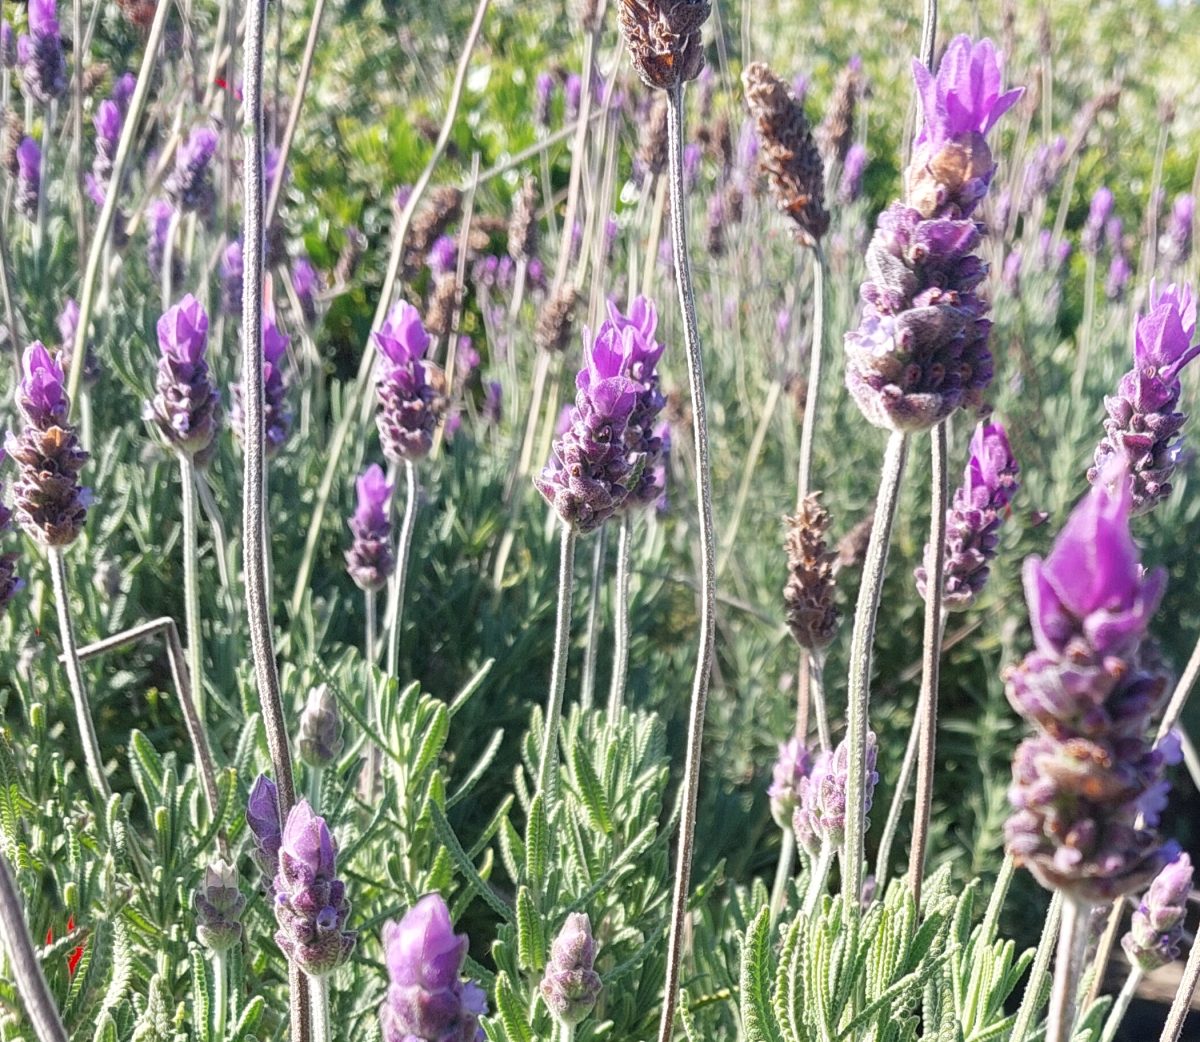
541, 913, 602, 1027
194, 859, 246, 953
273, 800, 355, 977
1163, 194, 1194, 266
220, 239, 243, 315
792, 732, 879, 856
298, 684, 343, 769
380, 894, 487, 1042
18, 0, 65, 102
165, 127, 219, 216
917, 420, 1019, 610
373, 302, 444, 463
345, 463, 395, 593
17, 341, 67, 428
1083, 188, 1115, 255
0, 22, 14, 68
768, 736, 812, 829
908, 36, 1021, 218
1123, 852, 1193, 972
146, 295, 221, 460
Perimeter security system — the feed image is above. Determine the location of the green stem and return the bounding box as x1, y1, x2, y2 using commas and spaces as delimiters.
908, 422, 948, 907
874, 713, 920, 889
49, 549, 110, 800
795, 246, 826, 508
212, 950, 227, 1042
1099, 966, 1142, 1042
607, 512, 632, 720
363, 588, 379, 797
768, 827, 796, 926
656, 81, 718, 1042
385, 460, 418, 681
180, 454, 206, 724
309, 975, 330, 1042
578, 522, 607, 712
308, 765, 323, 812
1072, 251, 1097, 399
0, 854, 69, 1042
802, 844, 833, 920
535, 523, 577, 800
841, 431, 909, 906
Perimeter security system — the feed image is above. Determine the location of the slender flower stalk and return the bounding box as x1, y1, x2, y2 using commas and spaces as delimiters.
1160, 933, 1200, 1042
0, 853, 69, 1042
536, 523, 577, 800
1047, 898, 1089, 1042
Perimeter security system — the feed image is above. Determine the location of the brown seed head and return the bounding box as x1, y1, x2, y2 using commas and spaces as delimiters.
2, 111, 23, 177
425, 273, 460, 338
577, 0, 602, 31
835, 506, 875, 574
784, 494, 840, 651
535, 283, 579, 354
407, 186, 463, 270
742, 62, 829, 247
817, 61, 864, 167
638, 94, 670, 179
508, 176, 540, 263
618, 0, 711, 91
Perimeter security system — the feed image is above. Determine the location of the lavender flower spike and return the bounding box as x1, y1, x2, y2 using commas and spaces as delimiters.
345, 463, 395, 592
844, 36, 1017, 432
1089, 281, 1200, 514
768, 735, 812, 830
1123, 853, 1193, 972
232, 301, 293, 454
5, 343, 89, 546
1005, 472, 1176, 903
374, 301, 446, 464
792, 732, 879, 857
1083, 188, 1115, 255
535, 312, 646, 532
145, 295, 222, 462
0, 451, 25, 616
379, 893, 488, 1042
14, 137, 40, 222
194, 859, 246, 953
0, 22, 14, 69
916, 420, 1019, 610
246, 773, 282, 881
220, 239, 244, 316
57, 299, 101, 389
273, 800, 355, 976
165, 127, 219, 218
541, 913, 602, 1027
17, 0, 66, 102
1163, 194, 1194, 267
298, 684, 344, 769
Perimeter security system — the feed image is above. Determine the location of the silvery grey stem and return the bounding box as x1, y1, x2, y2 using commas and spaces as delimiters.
385, 461, 419, 681
67, 0, 171, 412
607, 512, 632, 720
579, 522, 607, 711
795, 246, 826, 508
1047, 898, 1089, 1042
908, 420, 948, 906
1099, 966, 1142, 1042
70, 0, 84, 255
768, 827, 796, 926
874, 713, 921, 888
1159, 928, 1200, 1042
656, 81, 718, 1042
309, 974, 330, 1042
536, 523, 577, 800
0, 854, 68, 1042
49, 549, 110, 800
180, 454, 206, 724
841, 431, 909, 906
919, 0, 938, 71
240, 0, 308, 1030
1011, 892, 1063, 1042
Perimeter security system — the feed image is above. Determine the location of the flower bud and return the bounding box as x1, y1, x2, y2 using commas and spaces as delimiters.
298, 684, 344, 769
540, 913, 602, 1027
194, 859, 246, 953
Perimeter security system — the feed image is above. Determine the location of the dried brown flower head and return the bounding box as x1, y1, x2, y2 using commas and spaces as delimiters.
742, 61, 829, 247
425, 273, 460, 338
638, 94, 670, 179
406, 186, 463, 270
784, 494, 840, 651
835, 507, 875, 574
618, 0, 710, 91
2, 111, 23, 177
508, 176, 540, 263
817, 61, 864, 168
535, 283, 579, 354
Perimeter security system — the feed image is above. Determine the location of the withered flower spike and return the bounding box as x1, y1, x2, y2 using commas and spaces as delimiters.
617, 0, 711, 91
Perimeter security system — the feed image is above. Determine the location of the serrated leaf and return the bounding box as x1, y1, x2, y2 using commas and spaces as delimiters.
524, 794, 548, 884
740, 907, 784, 1042
515, 886, 546, 973
569, 740, 613, 835
493, 972, 533, 1042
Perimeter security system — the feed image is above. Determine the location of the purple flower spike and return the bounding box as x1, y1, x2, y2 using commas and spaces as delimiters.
4, 343, 89, 547
0, 22, 14, 69
428, 235, 458, 277
908, 35, 1022, 219
379, 893, 488, 1042
247, 773, 282, 881
18, 0, 65, 102
194, 859, 246, 953
57, 299, 100, 391
147, 199, 181, 284
1089, 281, 1200, 513
535, 71, 556, 128
93, 101, 122, 178
231, 302, 293, 454
165, 127, 219, 218
15, 137, 40, 222
541, 913, 602, 1027
792, 732, 879, 857
1123, 853, 1193, 972
916, 420, 1019, 611
1107, 252, 1132, 302
292, 256, 320, 325
273, 800, 355, 977
146, 295, 221, 462
220, 239, 243, 316
345, 463, 395, 593
1163, 194, 1194, 267
0, 450, 25, 616
1005, 472, 1176, 903
1083, 188, 1115, 255
839, 142, 868, 204
113, 72, 136, 112
768, 736, 812, 829
374, 302, 445, 463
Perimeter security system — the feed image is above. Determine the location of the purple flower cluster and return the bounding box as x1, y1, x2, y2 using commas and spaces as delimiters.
1083, 188, 1115, 255
1162, 194, 1194, 268
220, 239, 243, 316
1122, 853, 1193, 972
1088, 282, 1200, 514
916, 420, 1019, 610
844, 37, 1018, 432
540, 913, 602, 1027
247, 773, 282, 881
231, 302, 293, 454
17, 0, 66, 102
273, 800, 355, 976
374, 302, 445, 463
838, 142, 868, 204
15, 137, 40, 222
768, 735, 812, 830
5, 344, 89, 546
345, 463, 395, 593
792, 733, 879, 856
165, 126, 219, 218
1, 22, 14, 69
292, 256, 320, 325
379, 893, 487, 1042
145, 295, 222, 463
1005, 475, 1176, 903
147, 199, 182, 284
535, 296, 667, 531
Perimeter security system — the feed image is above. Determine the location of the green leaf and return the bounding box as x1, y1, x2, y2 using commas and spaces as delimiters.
524, 794, 548, 884
492, 972, 533, 1042
740, 907, 784, 1042
515, 886, 546, 973
569, 739, 613, 835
